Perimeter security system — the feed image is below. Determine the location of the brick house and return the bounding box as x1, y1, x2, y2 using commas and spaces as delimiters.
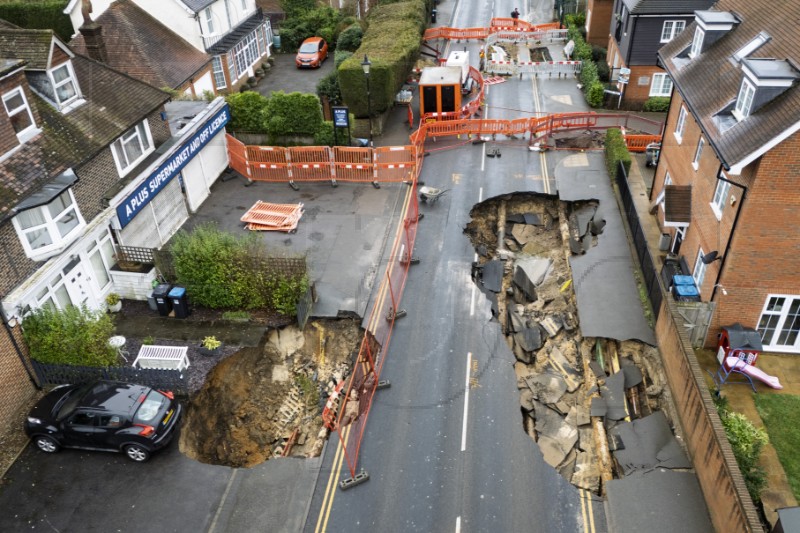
606, 0, 713, 106
585, 0, 613, 48
69, 0, 215, 97
0, 25, 231, 430
652, 1, 800, 353
64, 0, 273, 94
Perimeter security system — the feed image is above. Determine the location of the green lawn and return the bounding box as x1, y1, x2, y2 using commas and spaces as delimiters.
754, 394, 800, 501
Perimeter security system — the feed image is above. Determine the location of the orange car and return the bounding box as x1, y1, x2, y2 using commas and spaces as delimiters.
295, 37, 328, 68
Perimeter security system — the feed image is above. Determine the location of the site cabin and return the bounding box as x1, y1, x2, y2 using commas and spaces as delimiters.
419, 66, 463, 117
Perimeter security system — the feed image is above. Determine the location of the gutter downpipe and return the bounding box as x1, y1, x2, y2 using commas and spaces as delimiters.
710, 165, 747, 302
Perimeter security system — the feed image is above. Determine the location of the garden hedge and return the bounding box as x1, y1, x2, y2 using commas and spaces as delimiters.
604, 128, 631, 177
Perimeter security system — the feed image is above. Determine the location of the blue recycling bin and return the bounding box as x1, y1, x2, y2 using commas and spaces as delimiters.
673, 283, 701, 302
672, 275, 695, 286
168, 286, 190, 319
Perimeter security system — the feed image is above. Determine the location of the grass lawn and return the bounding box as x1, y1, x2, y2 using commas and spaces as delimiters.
754, 394, 800, 501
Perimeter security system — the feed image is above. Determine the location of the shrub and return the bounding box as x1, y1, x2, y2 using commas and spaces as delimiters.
317, 70, 342, 105
337, 24, 363, 52
267, 275, 309, 317
314, 120, 335, 146
265, 91, 324, 137
278, 6, 343, 51
225, 91, 269, 132
22, 306, 117, 367
604, 128, 632, 177
643, 96, 671, 113
714, 395, 769, 502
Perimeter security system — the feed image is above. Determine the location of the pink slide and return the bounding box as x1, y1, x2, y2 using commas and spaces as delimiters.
725, 357, 783, 390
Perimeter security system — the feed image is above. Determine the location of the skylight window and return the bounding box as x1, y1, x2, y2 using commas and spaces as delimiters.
733, 32, 771, 62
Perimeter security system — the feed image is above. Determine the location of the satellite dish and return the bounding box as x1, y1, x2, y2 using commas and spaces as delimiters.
701, 251, 720, 264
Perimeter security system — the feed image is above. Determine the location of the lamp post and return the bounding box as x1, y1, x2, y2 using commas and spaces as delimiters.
361, 54, 372, 146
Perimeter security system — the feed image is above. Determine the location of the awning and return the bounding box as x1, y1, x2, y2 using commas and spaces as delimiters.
14, 169, 78, 212
664, 185, 691, 226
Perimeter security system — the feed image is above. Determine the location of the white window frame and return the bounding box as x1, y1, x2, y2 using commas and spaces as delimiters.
649, 73, 673, 97
3, 87, 38, 143
758, 295, 800, 352
710, 177, 731, 220
733, 79, 755, 121
656, 171, 671, 207
585, 9, 591, 33
86, 232, 115, 294
233, 30, 259, 79
661, 20, 685, 43
674, 105, 686, 143
692, 137, 704, 170
204, 7, 215, 35
689, 27, 704, 58
12, 189, 86, 261
212, 56, 227, 89
49, 62, 80, 107
111, 120, 154, 177
693, 248, 707, 290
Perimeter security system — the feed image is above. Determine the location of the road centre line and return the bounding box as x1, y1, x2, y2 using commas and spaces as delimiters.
456, 515, 462, 533
461, 352, 472, 451
315, 425, 351, 533
208, 469, 237, 533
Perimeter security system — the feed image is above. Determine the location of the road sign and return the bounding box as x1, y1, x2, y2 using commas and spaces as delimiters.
618, 67, 631, 84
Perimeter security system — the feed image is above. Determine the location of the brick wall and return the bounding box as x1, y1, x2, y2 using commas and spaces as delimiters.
0, 322, 37, 434
655, 296, 761, 532
0, 224, 38, 298
622, 65, 667, 104
586, 0, 613, 47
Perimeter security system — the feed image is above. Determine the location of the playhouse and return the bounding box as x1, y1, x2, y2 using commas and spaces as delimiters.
713, 323, 782, 391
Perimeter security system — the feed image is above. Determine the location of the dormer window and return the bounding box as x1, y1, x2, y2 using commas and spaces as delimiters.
3, 87, 38, 143
661, 20, 686, 43
50, 63, 79, 107
689, 28, 704, 58
733, 79, 755, 121
111, 120, 154, 177
12, 187, 86, 261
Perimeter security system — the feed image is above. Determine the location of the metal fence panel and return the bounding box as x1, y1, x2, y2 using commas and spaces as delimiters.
31, 361, 189, 397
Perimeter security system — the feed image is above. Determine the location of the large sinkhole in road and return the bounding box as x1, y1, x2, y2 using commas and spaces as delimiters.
179, 318, 361, 468
465, 192, 678, 495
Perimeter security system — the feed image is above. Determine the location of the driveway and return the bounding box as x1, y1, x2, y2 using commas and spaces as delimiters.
255, 51, 335, 97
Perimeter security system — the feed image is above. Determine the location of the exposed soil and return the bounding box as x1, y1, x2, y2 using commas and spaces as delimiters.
179, 318, 361, 467
465, 192, 676, 494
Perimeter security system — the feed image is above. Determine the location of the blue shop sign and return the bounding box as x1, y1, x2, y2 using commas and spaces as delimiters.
332, 106, 349, 128
116, 104, 230, 228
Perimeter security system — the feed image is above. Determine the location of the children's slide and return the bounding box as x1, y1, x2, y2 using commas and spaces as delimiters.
725, 357, 783, 390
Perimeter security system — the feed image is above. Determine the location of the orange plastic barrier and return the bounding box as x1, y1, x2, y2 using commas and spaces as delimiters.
227, 135, 250, 178
288, 146, 331, 164
625, 134, 661, 152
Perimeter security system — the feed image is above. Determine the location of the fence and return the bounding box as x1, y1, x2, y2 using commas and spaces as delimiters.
31, 360, 189, 397
114, 245, 155, 266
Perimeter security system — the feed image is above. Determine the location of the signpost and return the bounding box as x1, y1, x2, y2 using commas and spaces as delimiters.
332, 106, 350, 147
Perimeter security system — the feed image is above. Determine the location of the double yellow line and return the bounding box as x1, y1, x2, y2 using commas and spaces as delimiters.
580, 489, 597, 533
313, 179, 417, 532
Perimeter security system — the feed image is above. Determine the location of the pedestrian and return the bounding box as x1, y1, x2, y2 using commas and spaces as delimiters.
479, 48, 485, 71
511, 8, 520, 25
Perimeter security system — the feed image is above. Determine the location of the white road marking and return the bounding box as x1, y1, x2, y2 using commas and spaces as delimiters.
461, 352, 472, 451
456, 516, 462, 533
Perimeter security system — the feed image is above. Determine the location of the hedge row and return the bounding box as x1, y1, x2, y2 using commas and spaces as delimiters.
338, 0, 429, 117
604, 128, 631, 178
566, 22, 605, 108
0, 0, 73, 41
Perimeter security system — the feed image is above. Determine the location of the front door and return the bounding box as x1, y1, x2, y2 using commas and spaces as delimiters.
63, 258, 97, 308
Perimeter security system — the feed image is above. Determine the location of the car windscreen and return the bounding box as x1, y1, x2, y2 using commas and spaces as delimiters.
56, 383, 94, 420
299, 42, 318, 53
134, 390, 168, 423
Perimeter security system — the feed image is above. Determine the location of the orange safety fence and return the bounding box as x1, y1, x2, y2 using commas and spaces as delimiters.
423, 21, 560, 42
247, 145, 289, 164
625, 134, 661, 152
227, 135, 249, 178
333, 146, 372, 164
288, 145, 331, 164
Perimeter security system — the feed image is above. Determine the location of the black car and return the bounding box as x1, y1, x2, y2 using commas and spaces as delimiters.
25, 380, 182, 462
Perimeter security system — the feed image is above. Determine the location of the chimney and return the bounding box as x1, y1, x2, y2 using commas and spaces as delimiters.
78, 0, 107, 63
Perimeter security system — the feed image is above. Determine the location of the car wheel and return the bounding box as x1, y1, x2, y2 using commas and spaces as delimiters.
124, 444, 151, 462
34, 435, 60, 454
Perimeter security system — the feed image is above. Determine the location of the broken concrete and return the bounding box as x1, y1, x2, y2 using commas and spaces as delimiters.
609, 412, 691, 475
525, 373, 567, 404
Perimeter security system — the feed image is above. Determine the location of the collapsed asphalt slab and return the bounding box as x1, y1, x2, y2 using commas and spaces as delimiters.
555, 153, 656, 345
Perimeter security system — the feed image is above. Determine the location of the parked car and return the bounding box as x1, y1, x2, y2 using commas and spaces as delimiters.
295, 37, 328, 68
25, 380, 182, 462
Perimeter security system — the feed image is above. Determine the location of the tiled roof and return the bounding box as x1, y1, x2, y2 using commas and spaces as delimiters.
0, 55, 170, 217
660, 0, 800, 170
0, 28, 58, 69
178, 0, 216, 13
70, 0, 210, 90
622, 0, 714, 15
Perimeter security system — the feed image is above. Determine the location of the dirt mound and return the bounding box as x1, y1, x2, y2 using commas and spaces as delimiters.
179, 318, 361, 467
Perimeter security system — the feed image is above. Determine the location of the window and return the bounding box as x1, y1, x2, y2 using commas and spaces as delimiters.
212, 56, 227, 89
241, 0, 247, 10
661, 20, 686, 43
232, 31, 259, 79
257, 25, 266, 56
734, 79, 755, 121
656, 171, 671, 207
226, 50, 236, 83
50, 62, 78, 106
710, 177, 731, 219
693, 248, 707, 289
692, 137, 704, 170
650, 73, 672, 97
13, 190, 84, 259
204, 7, 214, 34
111, 121, 153, 176
758, 296, 800, 351
689, 27, 705, 58
34, 272, 71, 310
674, 105, 687, 142
87, 235, 114, 291
3, 87, 37, 142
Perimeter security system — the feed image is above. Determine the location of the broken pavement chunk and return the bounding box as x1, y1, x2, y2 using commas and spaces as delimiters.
524, 373, 567, 404
540, 315, 563, 337
600, 371, 629, 421
515, 326, 543, 352
481, 260, 503, 293
609, 412, 691, 475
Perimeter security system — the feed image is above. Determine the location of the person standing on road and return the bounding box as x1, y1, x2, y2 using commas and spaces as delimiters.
511, 8, 520, 25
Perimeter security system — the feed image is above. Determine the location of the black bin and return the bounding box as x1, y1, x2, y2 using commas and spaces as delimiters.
431, 8, 437, 23
152, 284, 172, 316
169, 286, 190, 319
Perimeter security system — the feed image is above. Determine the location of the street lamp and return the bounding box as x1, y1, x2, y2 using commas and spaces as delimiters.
361, 54, 372, 146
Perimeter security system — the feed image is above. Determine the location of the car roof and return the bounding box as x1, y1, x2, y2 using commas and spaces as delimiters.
78, 381, 151, 415
302, 37, 324, 44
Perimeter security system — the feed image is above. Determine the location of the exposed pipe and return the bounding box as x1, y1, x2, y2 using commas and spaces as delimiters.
0, 308, 39, 389
710, 166, 747, 301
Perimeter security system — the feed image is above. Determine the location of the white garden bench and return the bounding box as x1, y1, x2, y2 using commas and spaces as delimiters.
132, 345, 190, 371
